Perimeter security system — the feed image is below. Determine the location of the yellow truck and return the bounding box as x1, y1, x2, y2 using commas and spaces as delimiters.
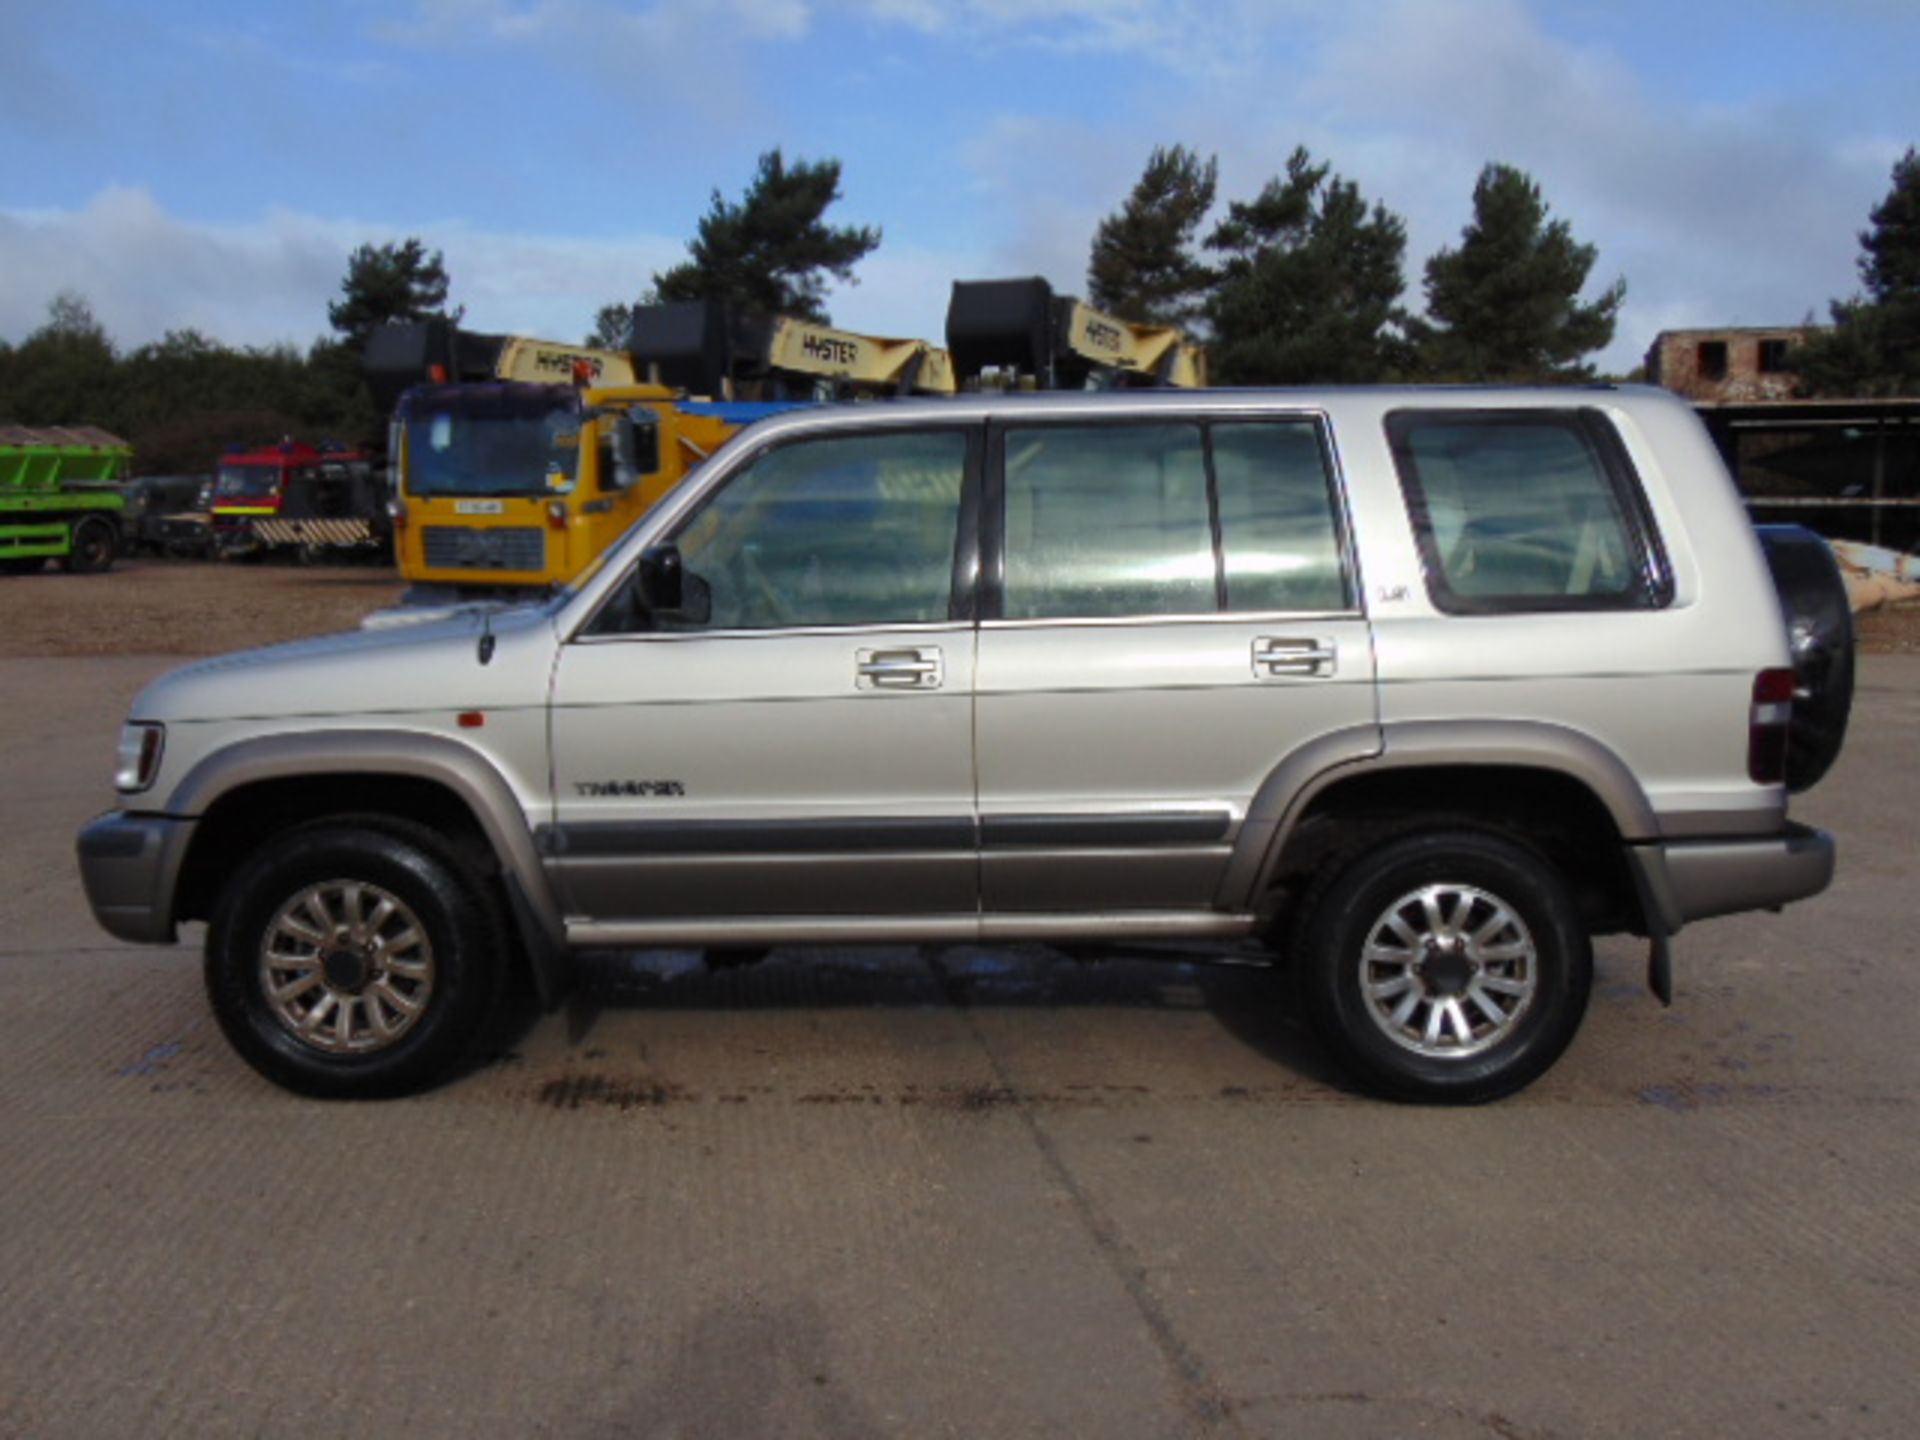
366, 321, 789, 597
366, 309, 962, 598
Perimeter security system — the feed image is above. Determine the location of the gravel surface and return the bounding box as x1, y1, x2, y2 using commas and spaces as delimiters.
1856, 600, 1920, 653
4, 652, 1917, 1438
6, 552, 1919, 1437
0, 559, 404, 658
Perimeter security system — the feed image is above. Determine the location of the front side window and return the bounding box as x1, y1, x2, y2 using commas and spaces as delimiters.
1388, 410, 1668, 614
669, 429, 968, 630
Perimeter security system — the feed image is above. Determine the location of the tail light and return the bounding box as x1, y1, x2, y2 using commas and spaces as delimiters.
1748, 668, 1795, 785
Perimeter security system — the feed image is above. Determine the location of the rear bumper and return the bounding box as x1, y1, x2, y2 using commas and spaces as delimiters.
1630, 822, 1836, 933
76, 811, 196, 944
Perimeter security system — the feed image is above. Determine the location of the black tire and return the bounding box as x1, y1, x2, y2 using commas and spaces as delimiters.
59, 516, 118, 574
1756, 524, 1854, 792
204, 821, 506, 1098
1299, 831, 1592, 1104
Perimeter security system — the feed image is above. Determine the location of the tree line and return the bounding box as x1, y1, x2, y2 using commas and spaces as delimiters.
3, 142, 1915, 474
0, 239, 457, 473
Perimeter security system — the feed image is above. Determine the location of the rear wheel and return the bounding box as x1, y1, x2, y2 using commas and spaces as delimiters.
1300, 831, 1592, 1104
60, 516, 118, 574
204, 822, 506, 1098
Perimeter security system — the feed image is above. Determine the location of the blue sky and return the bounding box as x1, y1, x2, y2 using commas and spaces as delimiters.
2, 0, 1914, 372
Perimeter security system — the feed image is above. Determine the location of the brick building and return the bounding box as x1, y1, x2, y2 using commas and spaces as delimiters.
1643, 326, 1813, 403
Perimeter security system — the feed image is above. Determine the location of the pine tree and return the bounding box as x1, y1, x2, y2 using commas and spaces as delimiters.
1415, 164, 1624, 382
1794, 147, 1920, 396
587, 302, 633, 351
653, 150, 880, 322
1087, 145, 1218, 325
0, 292, 119, 425
1204, 148, 1409, 384
327, 238, 459, 349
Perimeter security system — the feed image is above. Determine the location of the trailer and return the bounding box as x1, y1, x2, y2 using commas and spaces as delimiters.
0, 425, 130, 575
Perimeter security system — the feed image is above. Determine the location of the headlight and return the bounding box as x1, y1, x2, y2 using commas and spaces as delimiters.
114, 723, 166, 794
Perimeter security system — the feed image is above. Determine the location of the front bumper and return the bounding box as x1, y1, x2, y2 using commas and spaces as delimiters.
1631, 822, 1836, 934
76, 811, 197, 944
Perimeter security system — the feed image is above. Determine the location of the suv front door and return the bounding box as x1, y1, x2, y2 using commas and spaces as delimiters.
548, 424, 981, 933
975, 414, 1379, 917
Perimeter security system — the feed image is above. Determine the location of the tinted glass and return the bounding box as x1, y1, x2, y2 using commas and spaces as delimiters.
401, 390, 581, 498
673, 429, 965, 629
1002, 424, 1214, 619
1393, 414, 1655, 609
1212, 422, 1348, 612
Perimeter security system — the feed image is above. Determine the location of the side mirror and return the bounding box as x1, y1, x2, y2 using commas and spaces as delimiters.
608, 413, 660, 492
637, 545, 711, 626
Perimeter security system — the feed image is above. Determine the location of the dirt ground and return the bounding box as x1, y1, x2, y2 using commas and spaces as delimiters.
0, 558, 405, 657
6, 651, 1919, 1437
4, 555, 1919, 658
7, 550, 1920, 1436
1855, 598, 1920, 653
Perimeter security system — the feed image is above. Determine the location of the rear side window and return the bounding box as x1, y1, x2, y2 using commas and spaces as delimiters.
1212, 423, 1350, 613
997, 418, 1351, 620
1002, 424, 1215, 619
1387, 410, 1669, 614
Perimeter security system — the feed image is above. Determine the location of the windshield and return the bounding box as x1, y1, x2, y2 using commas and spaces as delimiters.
401, 389, 582, 498
216, 464, 280, 501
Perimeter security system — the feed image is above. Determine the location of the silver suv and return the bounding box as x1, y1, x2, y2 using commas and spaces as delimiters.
78, 387, 1846, 1102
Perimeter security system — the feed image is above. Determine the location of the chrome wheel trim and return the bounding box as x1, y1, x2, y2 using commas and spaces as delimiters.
258, 880, 435, 1055
1358, 882, 1538, 1060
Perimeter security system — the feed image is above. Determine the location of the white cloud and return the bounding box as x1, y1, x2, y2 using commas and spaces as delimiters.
823, 242, 982, 342
0, 187, 683, 351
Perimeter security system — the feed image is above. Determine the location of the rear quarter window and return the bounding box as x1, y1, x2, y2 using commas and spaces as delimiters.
1386, 409, 1671, 614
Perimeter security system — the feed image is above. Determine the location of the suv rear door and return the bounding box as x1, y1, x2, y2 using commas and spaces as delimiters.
975, 412, 1379, 917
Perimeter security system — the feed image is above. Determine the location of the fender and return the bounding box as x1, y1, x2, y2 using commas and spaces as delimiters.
167, 730, 568, 1001
1218, 718, 1659, 910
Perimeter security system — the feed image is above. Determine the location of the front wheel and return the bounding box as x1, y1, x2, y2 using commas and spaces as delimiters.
204, 822, 506, 1098
1299, 831, 1592, 1104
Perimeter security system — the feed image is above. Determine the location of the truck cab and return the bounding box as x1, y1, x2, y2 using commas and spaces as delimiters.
386, 381, 752, 596
210, 441, 379, 557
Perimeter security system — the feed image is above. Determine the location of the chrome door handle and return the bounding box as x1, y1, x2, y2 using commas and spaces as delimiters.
1253, 637, 1337, 678
857, 647, 944, 690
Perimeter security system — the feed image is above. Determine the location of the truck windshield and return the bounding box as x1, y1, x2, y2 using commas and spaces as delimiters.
216, 465, 280, 501
401, 389, 582, 498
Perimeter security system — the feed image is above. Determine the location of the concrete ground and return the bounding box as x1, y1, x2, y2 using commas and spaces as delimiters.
2, 651, 1916, 1439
